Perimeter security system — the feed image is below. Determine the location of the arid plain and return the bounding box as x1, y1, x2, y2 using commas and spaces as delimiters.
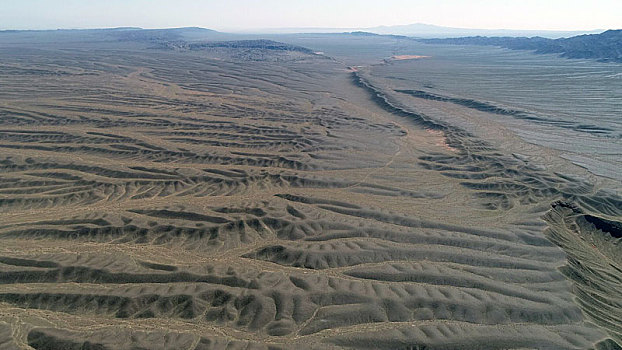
0, 29, 620, 349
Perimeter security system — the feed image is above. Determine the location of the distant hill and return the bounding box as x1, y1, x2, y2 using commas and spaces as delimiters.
421, 29, 622, 62
365, 23, 601, 39
0, 27, 231, 47
155, 39, 315, 54
227, 23, 600, 39
112, 27, 222, 41
0, 27, 142, 33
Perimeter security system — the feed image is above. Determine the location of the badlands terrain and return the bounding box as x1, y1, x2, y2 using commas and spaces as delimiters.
0, 29, 620, 349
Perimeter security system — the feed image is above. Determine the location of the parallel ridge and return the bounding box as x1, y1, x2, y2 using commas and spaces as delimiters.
0, 158, 433, 212
0, 196, 609, 348
0, 40, 618, 349
544, 203, 622, 346
352, 71, 622, 348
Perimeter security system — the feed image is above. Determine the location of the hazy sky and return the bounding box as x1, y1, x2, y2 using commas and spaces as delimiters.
1, 0, 620, 31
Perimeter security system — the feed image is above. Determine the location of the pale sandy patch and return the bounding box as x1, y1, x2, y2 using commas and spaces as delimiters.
425, 128, 458, 152
391, 55, 430, 60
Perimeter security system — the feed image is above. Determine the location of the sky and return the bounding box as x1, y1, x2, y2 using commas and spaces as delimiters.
1, 0, 621, 31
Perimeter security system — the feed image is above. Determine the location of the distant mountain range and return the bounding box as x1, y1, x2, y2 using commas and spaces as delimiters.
2, 26, 620, 63
233, 23, 601, 39
1, 24, 603, 40
421, 29, 622, 62
364, 23, 602, 39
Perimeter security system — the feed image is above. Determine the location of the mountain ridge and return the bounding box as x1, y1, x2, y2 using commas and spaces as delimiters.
421, 29, 622, 62
230, 23, 601, 39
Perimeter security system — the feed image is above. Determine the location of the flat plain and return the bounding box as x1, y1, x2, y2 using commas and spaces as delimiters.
0, 29, 620, 349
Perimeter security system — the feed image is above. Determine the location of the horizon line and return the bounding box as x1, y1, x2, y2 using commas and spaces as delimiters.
0, 23, 611, 33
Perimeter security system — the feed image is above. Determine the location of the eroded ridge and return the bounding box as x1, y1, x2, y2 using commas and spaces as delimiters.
0, 34, 619, 349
